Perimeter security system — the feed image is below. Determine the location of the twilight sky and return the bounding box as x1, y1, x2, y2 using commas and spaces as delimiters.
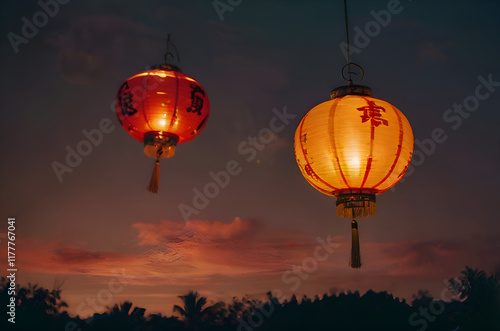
1, 0, 499, 317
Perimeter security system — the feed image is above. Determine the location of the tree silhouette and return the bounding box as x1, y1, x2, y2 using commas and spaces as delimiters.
173, 290, 224, 330
89, 301, 146, 331
411, 289, 433, 308
448, 266, 484, 301
143, 313, 183, 331
0, 277, 70, 330
16, 281, 68, 316
447, 266, 500, 329
1, 266, 498, 330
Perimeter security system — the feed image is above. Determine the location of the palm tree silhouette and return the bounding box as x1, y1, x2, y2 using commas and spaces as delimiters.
1, 266, 497, 330
108, 301, 146, 320
451, 266, 485, 300
447, 266, 500, 329
90, 301, 146, 331
173, 290, 223, 329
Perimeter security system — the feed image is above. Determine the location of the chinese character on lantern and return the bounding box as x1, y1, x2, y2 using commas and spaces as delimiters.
186, 84, 205, 115
118, 82, 138, 117
357, 100, 388, 127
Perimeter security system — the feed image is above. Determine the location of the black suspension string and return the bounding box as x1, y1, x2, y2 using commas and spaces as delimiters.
164, 34, 180, 65
343, 0, 352, 83
344, 0, 351, 63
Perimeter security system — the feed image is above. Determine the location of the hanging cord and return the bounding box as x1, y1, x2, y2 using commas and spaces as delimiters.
343, 0, 352, 84
341, 0, 364, 86
344, 0, 351, 65
164, 34, 181, 65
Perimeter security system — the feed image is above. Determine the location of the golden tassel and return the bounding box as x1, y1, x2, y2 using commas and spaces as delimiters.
147, 148, 163, 194
350, 220, 362, 269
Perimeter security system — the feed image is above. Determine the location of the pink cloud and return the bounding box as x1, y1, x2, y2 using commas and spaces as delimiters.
130, 218, 317, 279
4, 218, 498, 317
6, 218, 325, 287
6, 219, 490, 286
133, 217, 262, 245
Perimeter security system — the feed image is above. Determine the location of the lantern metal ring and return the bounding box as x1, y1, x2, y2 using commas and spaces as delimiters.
341, 62, 364, 84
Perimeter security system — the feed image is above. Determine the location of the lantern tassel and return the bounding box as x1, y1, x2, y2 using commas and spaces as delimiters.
147, 159, 160, 194
147, 147, 163, 194
350, 220, 362, 269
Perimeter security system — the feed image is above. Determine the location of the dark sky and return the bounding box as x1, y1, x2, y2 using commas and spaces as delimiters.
1, 0, 499, 316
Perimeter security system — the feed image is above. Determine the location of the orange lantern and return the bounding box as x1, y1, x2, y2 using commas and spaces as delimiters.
116, 42, 209, 193
294, 84, 414, 268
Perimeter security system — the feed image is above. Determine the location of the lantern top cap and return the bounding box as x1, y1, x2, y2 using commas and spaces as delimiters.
330, 85, 372, 99
149, 63, 182, 72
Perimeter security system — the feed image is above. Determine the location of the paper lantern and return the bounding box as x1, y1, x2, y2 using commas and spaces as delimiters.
116, 64, 210, 193
294, 85, 413, 267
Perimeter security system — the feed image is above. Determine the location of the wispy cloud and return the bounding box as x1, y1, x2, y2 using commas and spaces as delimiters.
415, 40, 455, 66
10, 218, 317, 285
9, 218, 495, 283
4, 217, 498, 315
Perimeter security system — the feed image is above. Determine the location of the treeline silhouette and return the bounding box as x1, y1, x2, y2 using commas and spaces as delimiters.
1, 266, 498, 330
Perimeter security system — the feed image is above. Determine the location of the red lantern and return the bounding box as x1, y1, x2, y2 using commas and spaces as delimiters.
116, 63, 209, 193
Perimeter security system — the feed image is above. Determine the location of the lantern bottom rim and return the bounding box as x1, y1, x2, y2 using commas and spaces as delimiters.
336, 193, 376, 219
143, 131, 179, 159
